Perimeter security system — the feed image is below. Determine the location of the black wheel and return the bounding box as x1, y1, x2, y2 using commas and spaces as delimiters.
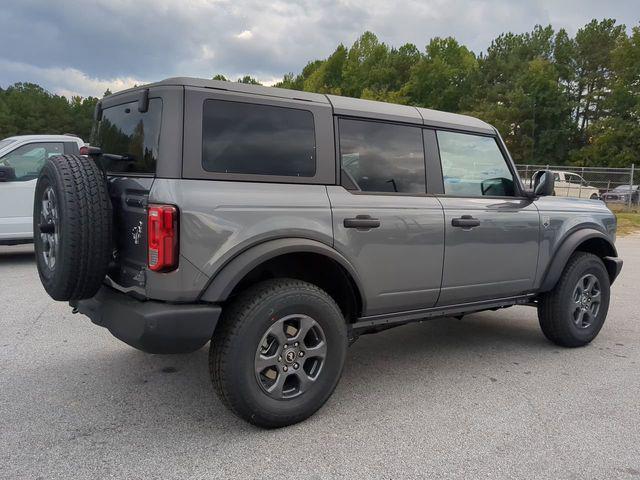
538, 252, 610, 347
590, 193, 599, 200
34, 155, 112, 301
210, 278, 347, 428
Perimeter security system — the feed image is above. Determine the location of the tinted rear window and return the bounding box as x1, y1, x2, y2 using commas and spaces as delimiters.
339, 118, 426, 194
202, 99, 316, 177
95, 98, 162, 174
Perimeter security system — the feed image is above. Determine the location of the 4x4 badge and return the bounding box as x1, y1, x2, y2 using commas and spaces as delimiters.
543, 216, 551, 229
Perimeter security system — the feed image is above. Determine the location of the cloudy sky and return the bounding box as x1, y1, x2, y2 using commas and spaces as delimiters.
0, 0, 638, 98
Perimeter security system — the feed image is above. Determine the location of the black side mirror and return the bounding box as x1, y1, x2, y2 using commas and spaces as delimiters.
533, 171, 555, 197
0, 165, 16, 182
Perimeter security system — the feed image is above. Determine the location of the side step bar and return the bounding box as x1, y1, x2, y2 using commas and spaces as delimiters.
350, 295, 534, 332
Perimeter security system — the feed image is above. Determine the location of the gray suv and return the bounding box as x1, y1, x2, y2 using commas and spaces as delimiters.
33, 77, 623, 428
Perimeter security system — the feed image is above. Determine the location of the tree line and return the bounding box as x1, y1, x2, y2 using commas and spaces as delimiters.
1, 18, 638, 167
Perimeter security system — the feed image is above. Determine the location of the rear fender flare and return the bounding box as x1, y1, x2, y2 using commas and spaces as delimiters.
199, 238, 366, 311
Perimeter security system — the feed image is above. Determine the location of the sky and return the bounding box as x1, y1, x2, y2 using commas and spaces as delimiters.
0, 0, 638, 98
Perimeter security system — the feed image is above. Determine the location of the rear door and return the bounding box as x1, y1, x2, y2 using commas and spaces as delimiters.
433, 130, 540, 305
94, 95, 164, 292
328, 118, 444, 316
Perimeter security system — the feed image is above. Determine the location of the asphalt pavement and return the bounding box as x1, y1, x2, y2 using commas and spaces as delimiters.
1, 236, 639, 479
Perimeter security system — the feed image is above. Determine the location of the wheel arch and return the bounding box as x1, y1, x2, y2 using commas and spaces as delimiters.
538, 228, 620, 292
199, 238, 366, 320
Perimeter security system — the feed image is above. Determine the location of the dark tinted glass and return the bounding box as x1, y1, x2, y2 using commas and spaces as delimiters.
339, 119, 425, 194
95, 98, 162, 174
202, 100, 316, 177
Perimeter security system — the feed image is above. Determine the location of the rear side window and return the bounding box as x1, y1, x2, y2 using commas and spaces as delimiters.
202, 99, 316, 177
437, 131, 515, 197
95, 98, 162, 174
339, 118, 425, 194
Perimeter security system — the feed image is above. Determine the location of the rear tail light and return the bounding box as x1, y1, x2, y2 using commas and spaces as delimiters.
147, 204, 178, 272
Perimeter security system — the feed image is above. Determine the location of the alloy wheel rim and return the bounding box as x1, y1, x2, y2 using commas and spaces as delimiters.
254, 314, 327, 399
571, 274, 601, 329
39, 186, 59, 270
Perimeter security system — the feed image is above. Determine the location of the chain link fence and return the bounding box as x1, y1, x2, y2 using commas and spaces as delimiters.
516, 164, 638, 211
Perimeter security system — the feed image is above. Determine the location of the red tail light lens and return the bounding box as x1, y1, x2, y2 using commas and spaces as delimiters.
147, 205, 178, 272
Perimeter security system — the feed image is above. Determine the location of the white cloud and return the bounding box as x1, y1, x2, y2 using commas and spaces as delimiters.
0, 59, 146, 98
235, 30, 253, 40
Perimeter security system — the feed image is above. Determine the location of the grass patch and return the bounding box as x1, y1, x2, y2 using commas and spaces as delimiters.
616, 212, 640, 236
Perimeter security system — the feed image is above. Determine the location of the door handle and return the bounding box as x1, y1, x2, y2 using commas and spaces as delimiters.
451, 215, 480, 228
344, 215, 381, 230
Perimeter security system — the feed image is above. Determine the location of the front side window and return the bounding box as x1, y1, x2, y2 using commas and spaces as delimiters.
339, 118, 426, 194
438, 131, 515, 197
94, 98, 162, 174
202, 99, 316, 177
0, 142, 64, 181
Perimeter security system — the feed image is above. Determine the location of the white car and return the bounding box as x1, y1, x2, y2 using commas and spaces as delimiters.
532, 170, 600, 200
0, 135, 85, 245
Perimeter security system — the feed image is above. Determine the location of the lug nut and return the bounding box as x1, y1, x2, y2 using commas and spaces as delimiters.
294, 342, 299, 347
283, 344, 288, 349
293, 363, 299, 370
283, 366, 288, 372
299, 351, 305, 357
278, 356, 282, 362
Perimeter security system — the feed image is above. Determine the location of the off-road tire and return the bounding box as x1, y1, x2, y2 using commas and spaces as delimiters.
210, 278, 347, 428
538, 252, 610, 347
34, 154, 112, 301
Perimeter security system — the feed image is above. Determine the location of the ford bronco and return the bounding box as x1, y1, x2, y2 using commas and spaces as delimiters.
33, 77, 623, 428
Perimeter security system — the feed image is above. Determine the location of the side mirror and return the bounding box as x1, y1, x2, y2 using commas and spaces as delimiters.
533, 171, 554, 197
0, 165, 16, 182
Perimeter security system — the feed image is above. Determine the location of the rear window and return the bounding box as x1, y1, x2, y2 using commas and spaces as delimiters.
94, 98, 162, 174
202, 99, 316, 177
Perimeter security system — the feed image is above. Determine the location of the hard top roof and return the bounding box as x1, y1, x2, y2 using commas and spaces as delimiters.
109, 76, 495, 134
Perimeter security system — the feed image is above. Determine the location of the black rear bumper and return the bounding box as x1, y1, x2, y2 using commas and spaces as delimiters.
71, 286, 221, 354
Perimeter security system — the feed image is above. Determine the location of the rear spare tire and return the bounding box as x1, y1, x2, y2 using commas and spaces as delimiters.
34, 154, 112, 301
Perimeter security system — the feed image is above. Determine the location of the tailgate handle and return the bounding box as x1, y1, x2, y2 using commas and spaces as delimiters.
344, 215, 381, 230
125, 197, 145, 208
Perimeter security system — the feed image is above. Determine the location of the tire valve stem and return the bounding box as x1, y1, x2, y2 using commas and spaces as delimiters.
71, 307, 79, 314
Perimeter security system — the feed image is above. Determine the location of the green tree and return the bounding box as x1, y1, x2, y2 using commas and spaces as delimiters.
406, 37, 477, 111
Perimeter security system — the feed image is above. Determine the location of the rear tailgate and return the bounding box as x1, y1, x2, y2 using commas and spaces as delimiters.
94, 96, 163, 295
107, 176, 153, 291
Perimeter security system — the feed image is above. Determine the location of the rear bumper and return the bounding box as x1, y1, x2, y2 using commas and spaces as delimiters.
71, 286, 221, 354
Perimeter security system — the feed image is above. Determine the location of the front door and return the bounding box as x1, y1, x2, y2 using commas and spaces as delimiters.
434, 130, 540, 305
328, 118, 444, 316
0, 142, 65, 241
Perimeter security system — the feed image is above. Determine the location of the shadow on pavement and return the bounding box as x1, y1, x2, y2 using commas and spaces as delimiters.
25, 310, 551, 434
0, 244, 35, 265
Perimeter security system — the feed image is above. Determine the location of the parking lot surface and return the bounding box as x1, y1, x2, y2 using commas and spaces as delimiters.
1, 236, 639, 479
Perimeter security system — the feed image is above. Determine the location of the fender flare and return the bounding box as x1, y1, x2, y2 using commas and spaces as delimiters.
199, 238, 366, 310
538, 228, 619, 292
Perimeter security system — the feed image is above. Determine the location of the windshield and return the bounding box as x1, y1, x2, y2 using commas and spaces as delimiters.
613, 185, 638, 191
93, 98, 162, 174
0, 139, 16, 150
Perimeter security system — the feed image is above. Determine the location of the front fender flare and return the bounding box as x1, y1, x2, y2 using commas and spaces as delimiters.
199, 238, 366, 310
538, 228, 619, 292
